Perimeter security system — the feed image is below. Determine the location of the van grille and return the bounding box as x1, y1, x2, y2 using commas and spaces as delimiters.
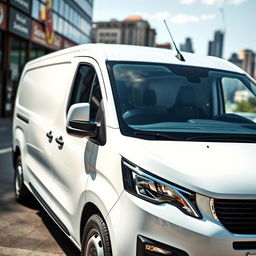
214, 199, 256, 234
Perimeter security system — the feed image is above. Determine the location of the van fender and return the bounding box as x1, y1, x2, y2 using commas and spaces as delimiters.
13, 127, 25, 163
86, 168, 121, 214
86, 172, 120, 217
78, 175, 121, 248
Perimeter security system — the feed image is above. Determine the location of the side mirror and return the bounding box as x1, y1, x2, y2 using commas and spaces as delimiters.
66, 103, 98, 137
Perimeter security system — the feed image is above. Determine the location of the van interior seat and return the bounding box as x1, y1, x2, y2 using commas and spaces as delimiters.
143, 89, 156, 106
123, 88, 170, 125
169, 86, 203, 122
116, 81, 133, 113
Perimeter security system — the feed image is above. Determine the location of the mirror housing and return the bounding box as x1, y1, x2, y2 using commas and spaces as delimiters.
66, 103, 98, 137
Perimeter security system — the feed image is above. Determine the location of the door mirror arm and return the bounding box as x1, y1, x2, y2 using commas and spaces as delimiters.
67, 120, 98, 137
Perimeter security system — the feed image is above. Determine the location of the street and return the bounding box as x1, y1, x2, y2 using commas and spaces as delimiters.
0, 119, 80, 256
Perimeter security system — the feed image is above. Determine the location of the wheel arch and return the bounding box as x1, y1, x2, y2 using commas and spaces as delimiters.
79, 187, 114, 244
12, 127, 25, 168
80, 202, 105, 244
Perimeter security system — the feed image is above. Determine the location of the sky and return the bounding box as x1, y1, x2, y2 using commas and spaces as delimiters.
92, 0, 256, 59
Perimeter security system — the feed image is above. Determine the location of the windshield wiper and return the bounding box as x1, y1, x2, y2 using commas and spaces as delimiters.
186, 134, 256, 143
134, 131, 177, 141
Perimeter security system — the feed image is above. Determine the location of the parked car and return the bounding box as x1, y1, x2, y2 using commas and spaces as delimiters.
13, 44, 256, 256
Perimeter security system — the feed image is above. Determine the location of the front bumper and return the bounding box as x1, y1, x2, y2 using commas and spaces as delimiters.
107, 191, 256, 256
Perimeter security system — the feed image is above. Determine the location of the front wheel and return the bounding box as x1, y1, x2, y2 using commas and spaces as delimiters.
81, 214, 112, 256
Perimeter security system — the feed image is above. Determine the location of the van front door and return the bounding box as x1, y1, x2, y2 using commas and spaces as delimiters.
48, 58, 106, 240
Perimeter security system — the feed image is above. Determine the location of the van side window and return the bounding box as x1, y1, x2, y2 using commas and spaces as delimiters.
69, 64, 102, 121
70, 65, 95, 105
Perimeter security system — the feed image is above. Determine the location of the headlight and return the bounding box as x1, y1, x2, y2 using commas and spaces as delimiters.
122, 158, 201, 218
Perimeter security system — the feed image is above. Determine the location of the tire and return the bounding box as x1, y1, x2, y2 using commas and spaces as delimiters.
81, 214, 112, 256
14, 155, 31, 203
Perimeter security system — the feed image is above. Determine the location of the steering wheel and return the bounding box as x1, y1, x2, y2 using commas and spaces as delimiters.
214, 113, 255, 124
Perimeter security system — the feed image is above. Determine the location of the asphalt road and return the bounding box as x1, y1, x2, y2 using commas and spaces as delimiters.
0, 118, 80, 256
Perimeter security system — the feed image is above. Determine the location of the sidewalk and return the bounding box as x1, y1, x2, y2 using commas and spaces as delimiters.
0, 118, 12, 150
0, 118, 80, 256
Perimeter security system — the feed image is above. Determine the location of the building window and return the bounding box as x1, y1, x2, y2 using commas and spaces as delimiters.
59, 0, 64, 16
30, 44, 49, 60
53, 0, 59, 11
53, 13, 57, 31
32, 0, 40, 19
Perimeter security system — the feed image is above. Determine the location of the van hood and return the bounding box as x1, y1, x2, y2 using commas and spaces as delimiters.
120, 137, 256, 198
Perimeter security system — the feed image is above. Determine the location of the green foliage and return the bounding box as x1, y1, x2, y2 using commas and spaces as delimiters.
235, 98, 256, 113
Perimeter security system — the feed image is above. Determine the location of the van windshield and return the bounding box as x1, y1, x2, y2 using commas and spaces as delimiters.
108, 62, 256, 142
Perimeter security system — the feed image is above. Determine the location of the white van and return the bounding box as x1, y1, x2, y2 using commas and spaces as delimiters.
13, 44, 256, 256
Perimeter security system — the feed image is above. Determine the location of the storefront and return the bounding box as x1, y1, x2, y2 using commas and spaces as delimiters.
0, 2, 7, 63
0, 0, 81, 117
31, 20, 62, 51
0, 1, 7, 116
4, 7, 31, 115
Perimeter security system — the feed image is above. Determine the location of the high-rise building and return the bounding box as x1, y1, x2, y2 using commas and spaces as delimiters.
228, 53, 242, 68
180, 37, 194, 53
207, 30, 224, 58
239, 49, 255, 78
208, 41, 213, 56
93, 16, 156, 47
228, 50, 256, 80
0, 0, 93, 116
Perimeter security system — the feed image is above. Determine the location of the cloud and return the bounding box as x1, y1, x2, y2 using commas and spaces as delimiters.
171, 14, 199, 24
170, 14, 216, 24
139, 12, 170, 21
201, 0, 222, 5
139, 12, 216, 25
149, 12, 170, 21
201, 14, 216, 20
180, 0, 197, 4
201, 0, 247, 5
228, 0, 247, 5
140, 13, 149, 19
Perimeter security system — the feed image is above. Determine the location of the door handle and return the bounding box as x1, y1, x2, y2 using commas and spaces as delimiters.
46, 131, 53, 142
55, 136, 64, 148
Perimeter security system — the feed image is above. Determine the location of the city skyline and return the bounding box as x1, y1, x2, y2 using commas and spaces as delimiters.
93, 0, 256, 59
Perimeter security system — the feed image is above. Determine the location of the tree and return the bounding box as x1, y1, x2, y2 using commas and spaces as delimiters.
235, 98, 256, 113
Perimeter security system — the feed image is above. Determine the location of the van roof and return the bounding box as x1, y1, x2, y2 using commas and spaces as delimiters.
26, 43, 244, 74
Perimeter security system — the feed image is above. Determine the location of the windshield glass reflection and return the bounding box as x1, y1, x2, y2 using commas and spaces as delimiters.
109, 62, 256, 141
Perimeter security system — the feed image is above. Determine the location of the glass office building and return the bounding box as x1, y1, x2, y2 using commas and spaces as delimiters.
32, 0, 92, 44
0, 0, 93, 117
